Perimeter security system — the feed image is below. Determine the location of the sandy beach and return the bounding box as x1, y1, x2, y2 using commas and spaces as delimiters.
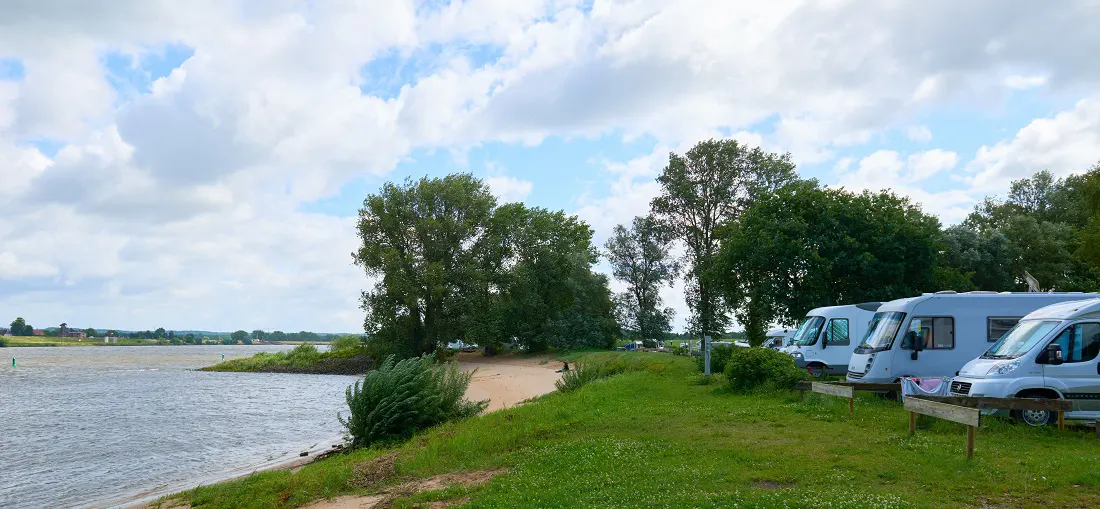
456, 352, 564, 412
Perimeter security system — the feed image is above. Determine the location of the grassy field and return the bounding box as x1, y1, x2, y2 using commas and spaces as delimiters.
155, 352, 1100, 508
2, 335, 149, 347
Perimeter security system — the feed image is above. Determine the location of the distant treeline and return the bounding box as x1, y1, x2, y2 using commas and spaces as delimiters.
3, 318, 351, 345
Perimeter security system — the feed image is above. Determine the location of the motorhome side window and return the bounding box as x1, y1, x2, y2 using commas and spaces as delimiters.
1048, 323, 1100, 363
825, 319, 849, 346
987, 317, 1020, 343
906, 317, 955, 350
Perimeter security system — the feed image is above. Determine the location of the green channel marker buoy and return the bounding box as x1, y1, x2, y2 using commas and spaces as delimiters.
222, 354, 225, 361
12, 358, 15, 367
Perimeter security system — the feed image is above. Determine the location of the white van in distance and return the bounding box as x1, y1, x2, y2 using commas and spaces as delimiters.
846, 291, 1095, 385
759, 327, 796, 350
950, 298, 1100, 425
786, 303, 881, 377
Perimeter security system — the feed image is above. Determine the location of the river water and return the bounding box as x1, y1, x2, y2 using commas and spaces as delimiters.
0, 345, 358, 509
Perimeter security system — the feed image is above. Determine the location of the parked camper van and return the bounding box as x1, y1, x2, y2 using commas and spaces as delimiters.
760, 327, 797, 350
950, 298, 1100, 425
785, 303, 881, 377
846, 291, 1095, 385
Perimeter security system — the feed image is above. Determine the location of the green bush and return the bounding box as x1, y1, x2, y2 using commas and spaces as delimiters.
330, 334, 365, 355
695, 345, 733, 374
723, 347, 808, 393
340, 355, 486, 448
555, 354, 670, 392
555, 362, 606, 392
0, 336, 7, 347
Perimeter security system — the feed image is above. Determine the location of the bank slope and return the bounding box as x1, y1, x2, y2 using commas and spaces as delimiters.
159, 352, 1100, 509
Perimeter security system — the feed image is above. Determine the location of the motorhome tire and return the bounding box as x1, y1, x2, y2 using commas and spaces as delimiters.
806, 363, 825, 378
1012, 393, 1057, 426
1014, 408, 1054, 427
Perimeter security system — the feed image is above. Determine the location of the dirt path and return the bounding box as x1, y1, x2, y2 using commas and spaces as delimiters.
457, 352, 563, 412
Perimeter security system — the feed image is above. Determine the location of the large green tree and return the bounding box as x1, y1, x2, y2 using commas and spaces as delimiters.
716, 180, 954, 338
651, 139, 797, 338
953, 168, 1099, 291
470, 204, 618, 352
354, 174, 496, 358
605, 215, 679, 346
9, 317, 33, 336
231, 330, 249, 343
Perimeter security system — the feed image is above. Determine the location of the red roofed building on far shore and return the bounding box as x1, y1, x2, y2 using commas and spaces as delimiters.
33, 329, 45, 336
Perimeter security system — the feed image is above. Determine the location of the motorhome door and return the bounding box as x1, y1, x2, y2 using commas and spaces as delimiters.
1043, 322, 1100, 419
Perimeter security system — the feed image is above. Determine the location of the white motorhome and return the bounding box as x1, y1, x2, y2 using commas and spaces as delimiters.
786, 302, 881, 377
760, 327, 796, 350
950, 298, 1100, 425
846, 291, 1095, 385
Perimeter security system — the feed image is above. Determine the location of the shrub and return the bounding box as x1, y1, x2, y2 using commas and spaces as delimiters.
555, 362, 606, 392
340, 354, 486, 448
0, 336, 6, 347
555, 354, 671, 392
723, 347, 808, 393
330, 334, 365, 355
696, 345, 733, 374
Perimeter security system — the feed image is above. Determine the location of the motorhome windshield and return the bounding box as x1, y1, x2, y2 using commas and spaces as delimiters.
856, 311, 906, 351
792, 316, 825, 346
981, 320, 1060, 359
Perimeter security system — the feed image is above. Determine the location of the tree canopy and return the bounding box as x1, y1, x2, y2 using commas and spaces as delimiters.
714, 180, 956, 338
605, 215, 679, 346
355, 174, 618, 358
651, 139, 797, 338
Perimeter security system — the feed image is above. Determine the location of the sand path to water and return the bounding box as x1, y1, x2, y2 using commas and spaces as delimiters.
457, 351, 564, 412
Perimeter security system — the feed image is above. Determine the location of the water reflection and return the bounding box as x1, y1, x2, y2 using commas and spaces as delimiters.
0, 345, 356, 509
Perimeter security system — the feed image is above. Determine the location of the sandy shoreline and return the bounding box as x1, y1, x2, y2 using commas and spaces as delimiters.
120, 353, 561, 508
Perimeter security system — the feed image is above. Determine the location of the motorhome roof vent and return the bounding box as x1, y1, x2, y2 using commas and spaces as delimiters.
856, 302, 883, 311
934, 290, 957, 294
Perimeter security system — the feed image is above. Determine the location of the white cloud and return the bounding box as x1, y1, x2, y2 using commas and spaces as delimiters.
1004, 74, 1047, 90
486, 174, 534, 202
837, 149, 959, 191
2, 1, 1100, 331
907, 125, 932, 143
969, 97, 1100, 191
834, 148, 972, 224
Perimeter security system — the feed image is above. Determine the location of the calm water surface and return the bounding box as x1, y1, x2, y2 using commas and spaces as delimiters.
0, 345, 358, 509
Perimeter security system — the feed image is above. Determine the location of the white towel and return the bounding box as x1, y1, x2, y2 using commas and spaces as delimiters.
900, 377, 951, 400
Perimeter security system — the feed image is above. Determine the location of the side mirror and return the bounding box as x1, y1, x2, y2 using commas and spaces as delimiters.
1042, 344, 1064, 366
901, 330, 922, 350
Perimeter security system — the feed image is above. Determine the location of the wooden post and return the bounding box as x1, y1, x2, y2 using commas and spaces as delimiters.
849, 396, 854, 417
909, 411, 916, 435
1095, 420, 1099, 439
966, 425, 976, 461
1057, 411, 1065, 431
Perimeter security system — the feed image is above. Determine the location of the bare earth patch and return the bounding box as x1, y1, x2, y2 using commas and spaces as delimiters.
305, 469, 505, 509
455, 352, 562, 412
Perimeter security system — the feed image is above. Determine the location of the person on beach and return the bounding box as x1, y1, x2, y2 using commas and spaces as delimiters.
555, 362, 570, 373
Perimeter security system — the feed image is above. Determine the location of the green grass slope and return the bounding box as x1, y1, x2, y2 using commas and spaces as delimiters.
158, 352, 1100, 509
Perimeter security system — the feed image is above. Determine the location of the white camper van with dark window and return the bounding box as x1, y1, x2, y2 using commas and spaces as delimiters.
846, 291, 1095, 385
761, 327, 796, 350
786, 303, 881, 377
950, 298, 1100, 426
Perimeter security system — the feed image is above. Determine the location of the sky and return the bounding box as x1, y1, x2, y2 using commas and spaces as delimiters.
2, 0, 1100, 333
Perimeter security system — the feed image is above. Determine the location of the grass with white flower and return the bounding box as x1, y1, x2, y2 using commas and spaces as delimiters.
156, 352, 1100, 508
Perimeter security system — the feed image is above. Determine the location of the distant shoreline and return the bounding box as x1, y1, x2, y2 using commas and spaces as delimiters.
1, 337, 331, 348
200, 348, 373, 375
